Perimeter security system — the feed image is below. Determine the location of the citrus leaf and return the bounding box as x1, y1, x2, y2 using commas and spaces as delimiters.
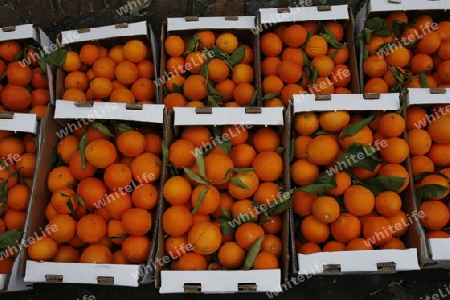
200, 63, 209, 79
262, 93, 280, 101
52, 149, 64, 168
115, 122, 134, 133
244, 236, 263, 270
310, 66, 319, 83
221, 207, 232, 220
192, 185, 209, 214
0, 230, 21, 251
37, 56, 47, 72
268, 191, 293, 215
207, 95, 220, 107
303, 51, 311, 70
362, 176, 407, 196
418, 73, 429, 88
392, 20, 407, 39
340, 115, 377, 139
183, 167, 209, 185
314, 130, 335, 136
92, 122, 114, 137
220, 220, 236, 235
218, 139, 232, 155
195, 148, 206, 178
230, 168, 254, 173
367, 17, 389, 34
45, 49, 69, 68
276, 147, 285, 156
249, 90, 258, 107
172, 83, 183, 94
185, 35, 201, 54
297, 184, 335, 194
234, 213, 256, 224
414, 171, 449, 183
66, 199, 75, 213
211, 45, 230, 61
320, 30, 344, 49
78, 133, 88, 170
229, 46, 245, 67
416, 184, 450, 200
358, 28, 373, 44
109, 234, 128, 239
231, 177, 249, 190
162, 142, 169, 165
337, 143, 381, 172
73, 193, 85, 207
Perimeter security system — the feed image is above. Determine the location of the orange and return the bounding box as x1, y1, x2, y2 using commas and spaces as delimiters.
50, 188, 78, 214
326, 172, 352, 197
211, 192, 234, 219
410, 155, 435, 177
328, 46, 349, 65
123, 40, 148, 63
207, 58, 229, 82
79, 245, 113, 264
0, 40, 22, 62
252, 151, 283, 182
253, 182, 280, 205
253, 251, 278, 269
301, 215, 330, 244
28, 236, 58, 261
261, 32, 282, 57
183, 75, 207, 101
130, 184, 158, 210
262, 75, 284, 95
90, 77, 113, 98
293, 135, 312, 159
196, 30, 216, 48
92, 57, 116, 80
411, 53, 434, 74
163, 205, 192, 236
233, 83, 255, 106
386, 11, 408, 28
436, 21, 450, 41
85, 139, 118, 169
339, 125, 373, 149
375, 191, 402, 217
69, 150, 97, 180
427, 114, 450, 143
122, 235, 151, 263
262, 56, 282, 76
76, 177, 108, 210
165, 235, 189, 258
282, 24, 307, 48
166, 56, 185, 75
122, 208, 152, 236
306, 135, 339, 166
31, 67, 48, 89
234, 222, 264, 250
294, 112, 319, 135
3, 209, 25, 231
62, 51, 81, 72
215, 79, 236, 102
115, 61, 139, 85
311, 196, 340, 224
438, 40, 450, 61
426, 231, 450, 239
191, 184, 220, 214
252, 127, 280, 153
178, 252, 207, 270
169, 138, 196, 168
366, 35, 385, 55
344, 185, 375, 217
297, 242, 321, 254
407, 129, 432, 156
130, 152, 161, 183
363, 216, 392, 246
137, 60, 155, 79
277, 60, 302, 84
347, 238, 373, 251
185, 51, 205, 74
232, 64, 253, 84
52, 246, 80, 263
331, 213, 361, 243
377, 163, 409, 193
164, 92, 187, 110
117, 130, 146, 157
282, 48, 304, 65
47, 166, 76, 193
323, 241, 346, 252
260, 214, 282, 234
324, 21, 344, 42
103, 191, 132, 220
292, 190, 317, 217
204, 153, 233, 185
61, 88, 86, 102
385, 46, 409, 68
6, 184, 28, 211
103, 163, 132, 191
420, 174, 450, 200
311, 55, 335, 78
80, 44, 99, 65
223, 125, 249, 145
364, 55, 388, 78
417, 31, 441, 54
7, 62, 32, 86
380, 237, 405, 249
163, 176, 192, 205
378, 112, 405, 138
215, 33, 238, 54
166, 75, 185, 92
110, 87, 136, 103
31, 88, 50, 107
77, 214, 107, 243
305, 35, 328, 58
379, 137, 409, 164
290, 159, 319, 186
229, 144, 256, 169
188, 221, 221, 254
319, 111, 350, 133
16, 152, 36, 177
1, 85, 32, 111
228, 170, 259, 200
303, 21, 319, 34
428, 143, 450, 167
48, 214, 77, 243
218, 242, 245, 269
181, 126, 211, 148
165, 35, 185, 57
107, 219, 127, 245
281, 83, 305, 105
330, 65, 351, 88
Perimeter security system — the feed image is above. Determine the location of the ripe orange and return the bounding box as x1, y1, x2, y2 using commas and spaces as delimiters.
122, 208, 152, 236
163, 205, 192, 236
178, 252, 207, 270
290, 159, 319, 186
261, 32, 282, 57
344, 185, 375, 217
305, 35, 328, 58
363, 216, 393, 246
253, 251, 278, 269
297, 242, 321, 254
79, 244, 113, 264
1, 85, 32, 111
311, 196, 340, 224
191, 184, 220, 214
252, 151, 283, 182
115, 61, 139, 85
28, 236, 58, 261
385, 46, 409, 68
331, 213, 361, 243
305, 135, 339, 166
375, 191, 402, 217
282, 48, 304, 65
183, 75, 207, 101
218, 242, 246, 269
282, 24, 307, 48
262, 57, 282, 76
0, 41, 22, 62
92, 57, 116, 80
77, 214, 107, 243
196, 30, 216, 48
379, 137, 409, 164
215, 33, 238, 54
48, 214, 77, 243
292, 190, 317, 217
235, 222, 264, 250
417, 31, 441, 54
204, 153, 233, 185
188, 221, 221, 255
301, 215, 330, 244
277, 60, 302, 84
62, 51, 81, 72
208, 58, 229, 82
165, 35, 185, 57
347, 238, 373, 251
319, 112, 350, 132
80, 44, 99, 65
324, 21, 344, 42
7, 62, 32, 86
85, 139, 118, 169
53, 246, 80, 263
123, 40, 148, 63
364, 55, 388, 78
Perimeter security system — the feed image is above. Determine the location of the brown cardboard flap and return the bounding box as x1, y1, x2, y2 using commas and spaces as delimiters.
45, 274, 63, 283
74, 101, 94, 107
115, 24, 129, 29
315, 95, 332, 101
97, 276, 114, 285
125, 103, 144, 110
1, 26, 16, 32
184, 16, 199, 22
244, 107, 262, 114
363, 93, 381, 100
195, 107, 213, 114
317, 6, 332, 11
0, 112, 14, 119
225, 16, 239, 21
429, 88, 446, 94
77, 28, 91, 33
184, 283, 202, 293
377, 262, 396, 271
323, 264, 341, 273
238, 283, 257, 292
277, 8, 290, 13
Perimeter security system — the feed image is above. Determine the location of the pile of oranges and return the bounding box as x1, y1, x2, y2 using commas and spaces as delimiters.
362, 12, 450, 93
260, 20, 352, 108
161, 124, 286, 270
61, 40, 156, 104
406, 105, 450, 238
292, 110, 413, 253
162, 31, 255, 109
27, 122, 162, 265
0, 40, 50, 117
0, 130, 38, 273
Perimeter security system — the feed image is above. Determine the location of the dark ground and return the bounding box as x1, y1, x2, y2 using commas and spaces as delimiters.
0, 268, 449, 300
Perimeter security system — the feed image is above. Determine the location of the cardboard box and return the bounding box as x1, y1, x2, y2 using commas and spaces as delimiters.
160, 16, 261, 106
406, 88, 450, 268
21, 103, 165, 286
156, 106, 290, 293
55, 21, 159, 111
289, 93, 421, 275
355, 0, 450, 93
0, 112, 42, 291
257, 5, 361, 101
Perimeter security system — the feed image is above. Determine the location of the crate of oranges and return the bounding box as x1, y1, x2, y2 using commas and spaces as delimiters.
0, 24, 54, 118
22, 103, 164, 286
156, 106, 290, 293
56, 21, 158, 113
257, 5, 360, 109
356, 0, 450, 95
406, 89, 450, 267
0, 112, 41, 290
289, 94, 421, 274
160, 16, 260, 109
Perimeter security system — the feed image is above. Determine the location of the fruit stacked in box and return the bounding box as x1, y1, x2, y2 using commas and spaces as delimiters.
260, 21, 352, 108
291, 110, 413, 253
360, 12, 450, 93
0, 40, 50, 117
161, 124, 288, 270
162, 31, 256, 108
0, 130, 38, 273
406, 105, 450, 238
60, 40, 156, 103
27, 122, 161, 264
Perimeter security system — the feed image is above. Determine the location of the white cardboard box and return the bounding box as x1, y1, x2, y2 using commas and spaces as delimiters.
22, 104, 164, 286
407, 88, 450, 268
291, 94, 421, 274
0, 112, 41, 291
56, 21, 159, 110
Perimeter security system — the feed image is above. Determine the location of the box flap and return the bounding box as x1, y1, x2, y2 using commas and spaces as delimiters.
60, 21, 148, 46
167, 16, 255, 31
0, 113, 38, 134
298, 249, 420, 274
407, 88, 450, 106
0, 24, 38, 43
259, 5, 349, 24
24, 261, 141, 287
159, 270, 280, 293
54, 100, 164, 124
428, 239, 450, 262
368, 0, 449, 12
173, 107, 284, 126
292, 94, 400, 113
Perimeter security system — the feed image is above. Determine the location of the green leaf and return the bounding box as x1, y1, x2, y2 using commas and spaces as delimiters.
364, 47, 369, 61
73, 193, 85, 207
262, 93, 280, 101
172, 83, 183, 94
92, 122, 114, 137
211, 45, 230, 61
200, 63, 209, 79
297, 183, 335, 194
221, 207, 232, 220
358, 28, 373, 44
338, 143, 381, 172
109, 234, 128, 240
418, 73, 429, 88
66, 199, 75, 213
37, 56, 47, 72
314, 130, 335, 136
183, 167, 209, 185
78, 133, 88, 170
195, 148, 206, 178
234, 213, 256, 223
362, 176, 407, 196
319, 30, 344, 49
192, 185, 209, 214
310, 66, 319, 84
244, 236, 263, 270
340, 115, 377, 139
303, 51, 311, 70
231, 177, 249, 190
207, 95, 220, 107
220, 220, 236, 235
162, 142, 169, 165
115, 122, 134, 133
230, 168, 254, 173
44, 49, 69, 68
52, 149, 64, 168
229, 46, 246, 67
416, 184, 450, 200
268, 191, 293, 215
415, 171, 449, 183
185, 35, 201, 54
392, 20, 407, 39
0, 230, 21, 251
276, 146, 285, 156
367, 17, 390, 34
248, 90, 258, 107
